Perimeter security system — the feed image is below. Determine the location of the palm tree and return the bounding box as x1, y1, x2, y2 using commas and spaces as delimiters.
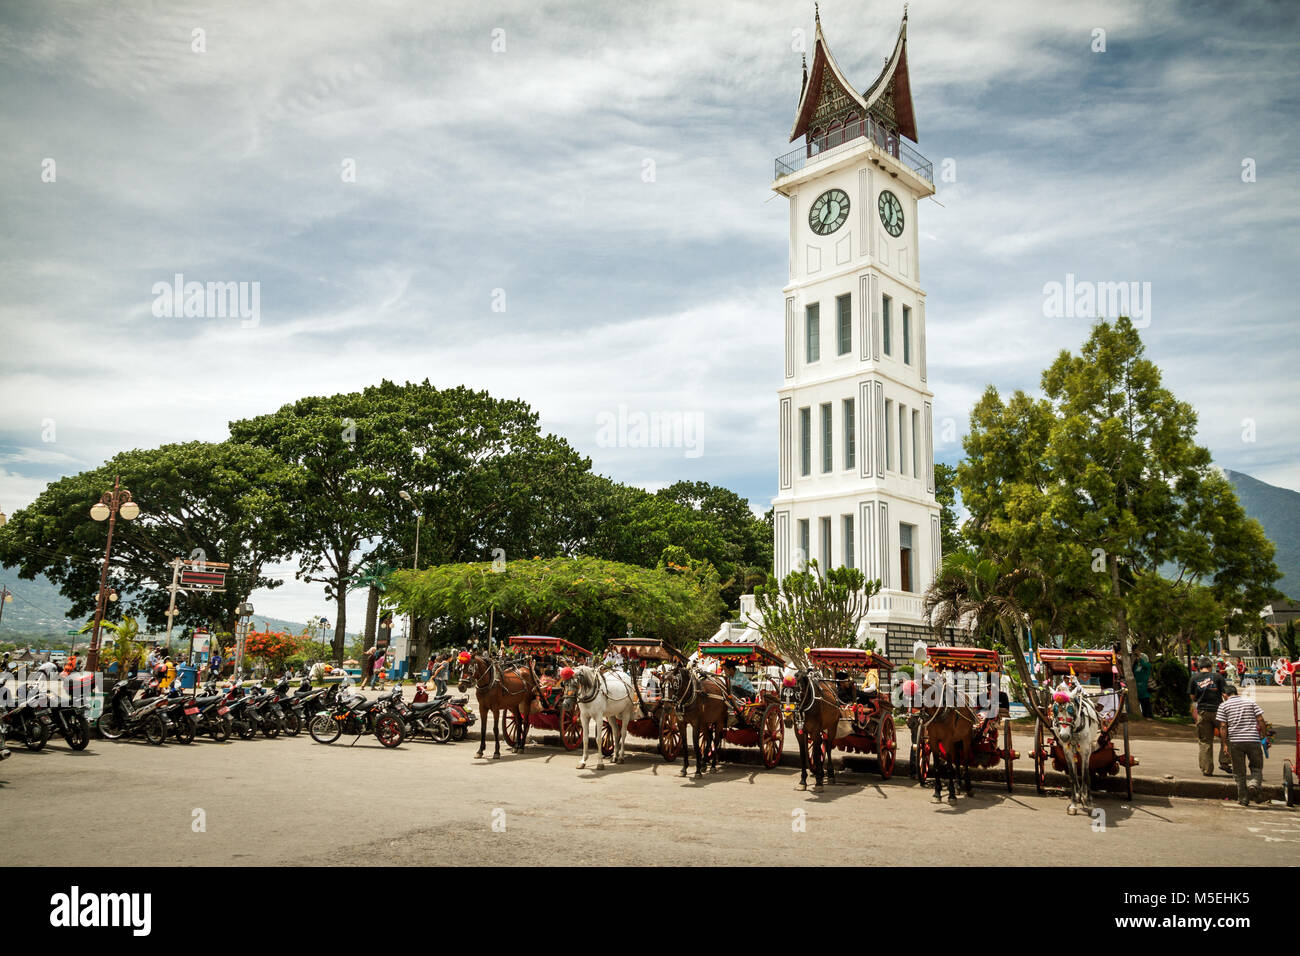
80, 615, 143, 676
348, 560, 394, 663
923, 552, 1051, 725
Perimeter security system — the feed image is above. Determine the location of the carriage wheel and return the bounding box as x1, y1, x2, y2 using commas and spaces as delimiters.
760, 704, 784, 769
917, 738, 930, 785
1285, 763, 1297, 808
1033, 720, 1047, 794
658, 704, 683, 762
1003, 722, 1015, 793
559, 703, 582, 751
1122, 719, 1133, 802
877, 712, 896, 780
600, 719, 615, 757
502, 710, 525, 748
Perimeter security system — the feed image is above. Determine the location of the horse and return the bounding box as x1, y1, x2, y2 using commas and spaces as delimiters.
920, 671, 978, 804
1048, 677, 1104, 814
457, 652, 540, 759
792, 670, 846, 790
562, 665, 637, 770
662, 665, 729, 778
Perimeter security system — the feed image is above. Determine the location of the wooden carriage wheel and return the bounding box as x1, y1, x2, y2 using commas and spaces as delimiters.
658, 703, 683, 762
916, 738, 931, 785
1033, 720, 1047, 794
1285, 763, 1297, 808
600, 719, 616, 757
760, 704, 784, 769
1003, 722, 1014, 793
877, 712, 896, 780
502, 709, 524, 748
559, 702, 582, 751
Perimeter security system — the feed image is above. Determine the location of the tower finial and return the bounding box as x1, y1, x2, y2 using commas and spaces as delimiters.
903, 2, 909, 19
814, 3, 820, 23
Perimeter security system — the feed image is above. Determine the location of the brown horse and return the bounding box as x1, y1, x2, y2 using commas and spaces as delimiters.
663, 665, 728, 778
921, 671, 977, 803
457, 653, 540, 759
792, 670, 849, 790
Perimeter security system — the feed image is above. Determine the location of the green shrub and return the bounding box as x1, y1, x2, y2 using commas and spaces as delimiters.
1152, 656, 1190, 718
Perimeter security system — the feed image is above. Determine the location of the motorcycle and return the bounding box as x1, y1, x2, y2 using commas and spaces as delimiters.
292, 678, 333, 725
190, 681, 234, 741
308, 686, 404, 747
27, 680, 92, 751
0, 670, 55, 751
141, 681, 201, 744
267, 678, 304, 737
240, 684, 283, 739
96, 676, 175, 745
388, 683, 458, 743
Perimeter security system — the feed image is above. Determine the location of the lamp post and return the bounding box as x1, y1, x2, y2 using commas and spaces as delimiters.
86, 477, 139, 673
398, 490, 423, 673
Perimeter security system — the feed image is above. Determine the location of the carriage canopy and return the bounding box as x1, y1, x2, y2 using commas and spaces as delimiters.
696, 642, 786, 668
925, 646, 1003, 673
505, 635, 590, 659
808, 647, 893, 672
606, 637, 685, 663
1037, 648, 1116, 677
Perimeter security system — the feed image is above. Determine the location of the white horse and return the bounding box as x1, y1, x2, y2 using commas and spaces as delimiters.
1048, 678, 1103, 815
568, 665, 637, 771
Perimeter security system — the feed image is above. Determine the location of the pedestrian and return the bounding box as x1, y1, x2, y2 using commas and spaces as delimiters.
362, 646, 378, 689
1133, 652, 1152, 718
1215, 684, 1267, 806
432, 654, 449, 697
1189, 656, 1230, 776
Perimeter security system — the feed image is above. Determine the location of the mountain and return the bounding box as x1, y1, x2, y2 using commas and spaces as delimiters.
1224, 470, 1300, 600
0, 568, 310, 644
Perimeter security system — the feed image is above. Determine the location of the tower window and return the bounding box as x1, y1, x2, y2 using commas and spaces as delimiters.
836, 294, 851, 355
805, 304, 820, 363
842, 397, 855, 470
842, 514, 855, 569
911, 408, 920, 479
799, 406, 811, 477
898, 403, 908, 477
903, 305, 912, 365
820, 516, 832, 570
797, 519, 810, 569
884, 399, 894, 471
820, 403, 833, 473
882, 295, 892, 356
899, 523, 916, 593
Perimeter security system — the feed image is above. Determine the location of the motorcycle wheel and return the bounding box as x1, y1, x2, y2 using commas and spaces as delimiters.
25, 718, 51, 752
262, 717, 281, 739
281, 712, 302, 737
97, 711, 125, 741
174, 715, 196, 744
374, 714, 404, 748
143, 714, 167, 746
235, 718, 256, 740
309, 713, 342, 745
428, 714, 452, 744
451, 725, 467, 741
63, 712, 91, 751
210, 716, 232, 742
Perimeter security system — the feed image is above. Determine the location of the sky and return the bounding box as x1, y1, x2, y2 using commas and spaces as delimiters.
1, 0, 1297, 628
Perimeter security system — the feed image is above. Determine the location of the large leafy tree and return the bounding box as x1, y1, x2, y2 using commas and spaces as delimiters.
384, 554, 725, 651
0, 441, 302, 635
933, 462, 966, 558
959, 318, 1282, 715
749, 562, 879, 668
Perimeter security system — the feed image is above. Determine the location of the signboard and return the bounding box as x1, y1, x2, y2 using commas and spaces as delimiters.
180, 569, 226, 590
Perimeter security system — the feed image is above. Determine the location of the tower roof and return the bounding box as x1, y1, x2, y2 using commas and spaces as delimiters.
788, 10, 917, 144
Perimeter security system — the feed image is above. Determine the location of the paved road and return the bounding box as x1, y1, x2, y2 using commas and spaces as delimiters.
5, 731, 1298, 866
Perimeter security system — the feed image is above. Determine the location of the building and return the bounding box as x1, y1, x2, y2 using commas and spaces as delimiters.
767, 9, 942, 660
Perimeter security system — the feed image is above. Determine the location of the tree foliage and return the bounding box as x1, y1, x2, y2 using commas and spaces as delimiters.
749, 562, 879, 669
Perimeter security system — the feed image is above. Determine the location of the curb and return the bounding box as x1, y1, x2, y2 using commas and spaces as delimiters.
527, 732, 1286, 802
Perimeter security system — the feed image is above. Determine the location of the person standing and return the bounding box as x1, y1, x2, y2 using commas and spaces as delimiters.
362, 646, 378, 689
1189, 656, 1229, 776
432, 654, 449, 697
1215, 684, 1267, 805
1133, 652, 1152, 718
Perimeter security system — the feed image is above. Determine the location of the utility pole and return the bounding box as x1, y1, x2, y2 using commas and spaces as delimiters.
163, 557, 182, 652
0, 583, 11, 629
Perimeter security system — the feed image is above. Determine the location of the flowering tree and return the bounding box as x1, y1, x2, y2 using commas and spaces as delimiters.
243, 627, 300, 674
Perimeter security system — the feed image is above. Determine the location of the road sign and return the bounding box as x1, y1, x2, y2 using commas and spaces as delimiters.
180, 569, 226, 590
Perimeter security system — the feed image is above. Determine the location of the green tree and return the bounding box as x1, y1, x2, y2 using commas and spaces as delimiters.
0, 442, 302, 635
749, 561, 879, 668
959, 318, 1282, 716
933, 462, 966, 558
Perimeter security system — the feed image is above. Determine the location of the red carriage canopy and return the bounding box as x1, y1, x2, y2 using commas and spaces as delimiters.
926, 646, 1003, 673
808, 647, 893, 671
505, 635, 590, 658
696, 642, 786, 668
1037, 648, 1116, 677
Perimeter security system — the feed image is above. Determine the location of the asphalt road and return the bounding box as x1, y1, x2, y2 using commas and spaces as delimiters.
6, 728, 1299, 867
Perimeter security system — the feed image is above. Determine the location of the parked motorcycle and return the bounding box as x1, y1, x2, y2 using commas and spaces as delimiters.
388, 684, 455, 743
0, 671, 54, 751
190, 681, 234, 741
96, 676, 175, 745
267, 678, 304, 737
292, 678, 333, 725
141, 681, 202, 744
27, 681, 92, 751
308, 686, 404, 747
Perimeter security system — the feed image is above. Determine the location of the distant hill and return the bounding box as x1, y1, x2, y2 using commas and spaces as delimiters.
0, 568, 309, 644
1225, 470, 1299, 600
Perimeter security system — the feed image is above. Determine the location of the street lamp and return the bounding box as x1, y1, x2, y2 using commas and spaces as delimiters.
398, 490, 423, 674
85, 477, 140, 673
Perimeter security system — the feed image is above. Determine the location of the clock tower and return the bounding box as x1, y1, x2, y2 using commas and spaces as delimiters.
768, 9, 940, 659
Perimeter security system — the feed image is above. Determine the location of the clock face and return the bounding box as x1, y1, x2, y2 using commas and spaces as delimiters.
878, 190, 904, 237
809, 188, 850, 236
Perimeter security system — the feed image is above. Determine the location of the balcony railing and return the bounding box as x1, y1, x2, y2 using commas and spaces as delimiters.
774, 116, 933, 184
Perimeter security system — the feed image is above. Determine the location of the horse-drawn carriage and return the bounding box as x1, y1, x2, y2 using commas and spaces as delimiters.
911, 646, 1017, 793
502, 635, 591, 750
599, 636, 687, 761
806, 647, 898, 778
693, 641, 787, 769
1028, 648, 1137, 802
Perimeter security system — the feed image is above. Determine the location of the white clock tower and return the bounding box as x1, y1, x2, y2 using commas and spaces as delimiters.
769, 9, 940, 660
